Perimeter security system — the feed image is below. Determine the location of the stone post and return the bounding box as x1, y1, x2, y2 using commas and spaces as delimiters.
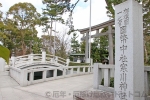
11, 50, 15, 67
77, 67, 80, 74
88, 67, 91, 73
66, 57, 70, 66
70, 68, 73, 75
53, 69, 57, 78
115, 0, 144, 100
30, 52, 33, 63
30, 71, 34, 84
93, 63, 102, 89
42, 48, 46, 62
55, 56, 58, 64
104, 68, 110, 87
77, 56, 81, 63
43, 70, 46, 81
0, 58, 5, 71
144, 71, 149, 95
83, 67, 85, 73
63, 68, 66, 77
50, 57, 54, 63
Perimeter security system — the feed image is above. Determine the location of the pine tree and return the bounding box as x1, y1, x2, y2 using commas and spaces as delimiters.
105, 0, 150, 64
71, 33, 80, 53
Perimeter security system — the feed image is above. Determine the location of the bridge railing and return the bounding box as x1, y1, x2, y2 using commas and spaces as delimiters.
10, 52, 70, 67
14, 55, 30, 67
32, 54, 42, 62
46, 54, 54, 62
14, 65, 93, 86
57, 56, 67, 66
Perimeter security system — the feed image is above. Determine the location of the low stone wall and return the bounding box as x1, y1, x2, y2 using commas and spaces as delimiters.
93, 63, 150, 96
10, 65, 93, 87
10, 67, 21, 84
0, 58, 5, 72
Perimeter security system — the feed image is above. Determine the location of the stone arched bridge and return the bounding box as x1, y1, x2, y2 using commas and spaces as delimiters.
9, 53, 93, 87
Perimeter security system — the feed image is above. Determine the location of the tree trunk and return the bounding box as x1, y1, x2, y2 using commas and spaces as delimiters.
49, 20, 53, 54
144, 41, 148, 63
21, 41, 27, 55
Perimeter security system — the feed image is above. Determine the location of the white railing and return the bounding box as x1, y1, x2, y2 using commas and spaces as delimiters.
15, 55, 30, 67
10, 65, 93, 86
10, 53, 70, 68
9, 51, 94, 87
93, 63, 150, 95
93, 63, 114, 92
46, 54, 54, 62
32, 54, 42, 62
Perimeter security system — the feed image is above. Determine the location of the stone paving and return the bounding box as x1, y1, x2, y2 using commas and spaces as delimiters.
0, 73, 51, 100
0, 72, 114, 100
15, 74, 93, 100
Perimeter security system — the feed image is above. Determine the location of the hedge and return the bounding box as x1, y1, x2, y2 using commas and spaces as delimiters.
68, 62, 90, 66
101, 77, 114, 87
0, 45, 10, 64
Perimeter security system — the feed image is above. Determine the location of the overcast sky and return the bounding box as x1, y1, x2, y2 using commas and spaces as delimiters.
0, 0, 109, 38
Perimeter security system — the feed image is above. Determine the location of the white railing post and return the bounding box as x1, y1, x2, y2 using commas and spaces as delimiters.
148, 72, 150, 95
70, 68, 73, 75
88, 67, 91, 73
77, 67, 80, 74
144, 71, 149, 95
55, 56, 58, 64
93, 63, 102, 89
63, 68, 66, 77
43, 70, 46, 81
50, 57, 54, 63
11, 51, 15, 67
77, 56, 81, 63
53, 69, 57, 78
104, 68, 110, 87
83, 67, 85, 73
30, 71, 34, 84
42, 48, 46, 62
30, 53, 33, 63
66, 57, 70, 66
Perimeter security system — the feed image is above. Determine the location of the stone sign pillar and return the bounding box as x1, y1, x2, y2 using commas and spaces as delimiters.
115, 0, 144, 100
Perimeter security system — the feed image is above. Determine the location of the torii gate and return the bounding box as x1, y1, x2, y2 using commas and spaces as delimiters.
78, 19, 115, 64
